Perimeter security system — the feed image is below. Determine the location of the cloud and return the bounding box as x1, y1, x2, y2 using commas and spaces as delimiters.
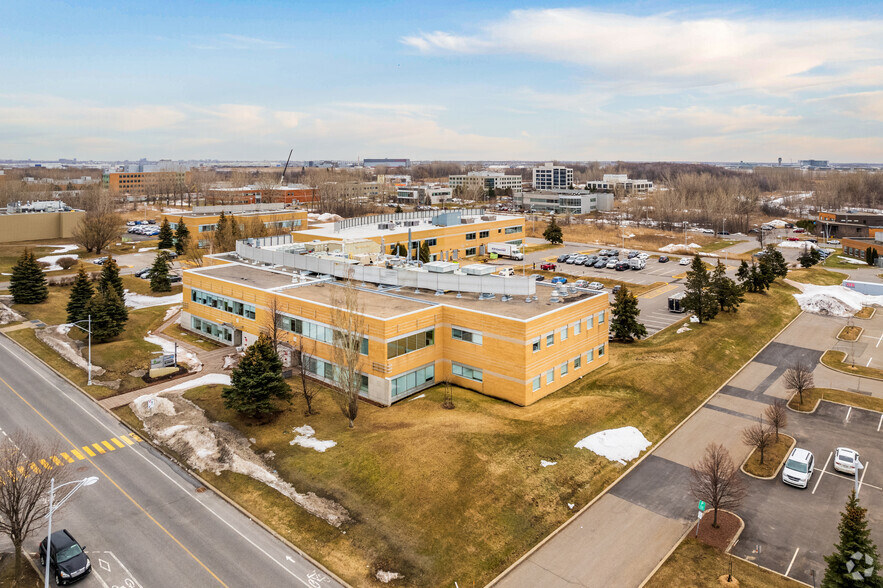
810, 90, 883, 122
402, 8, 883, 95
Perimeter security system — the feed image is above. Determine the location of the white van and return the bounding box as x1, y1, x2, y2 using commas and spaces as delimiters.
782, 447, 815, 488
497, 266, 514, 277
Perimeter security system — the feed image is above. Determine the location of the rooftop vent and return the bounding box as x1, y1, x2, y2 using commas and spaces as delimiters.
480, 215, 497, 221
478, 292, 495, 300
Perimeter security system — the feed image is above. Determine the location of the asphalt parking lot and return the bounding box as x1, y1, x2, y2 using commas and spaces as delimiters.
732, 401, 883, 585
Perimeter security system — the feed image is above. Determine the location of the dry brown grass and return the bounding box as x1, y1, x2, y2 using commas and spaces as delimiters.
855, 306, 875, 319
789, 387, 883, 413
838, 325, 862, 341
526, 222, 718, 252
821, 350, 883, 380
742, 434, 793, 477
787, 267, 848, 286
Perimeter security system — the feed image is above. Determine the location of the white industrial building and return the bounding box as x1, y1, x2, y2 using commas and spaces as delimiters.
532, 163, 573, 190
449, 171, 523, 194
585, 174, 653, 194
521, 189, 614, 214
396, 185, 454, 206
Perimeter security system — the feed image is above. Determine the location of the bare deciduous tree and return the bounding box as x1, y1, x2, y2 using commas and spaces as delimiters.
184, 238, 205, 268
0, 431, 74, 583
689, 443, 747, 528
294, 338, 319, 416
765, 399, 788, 442
742, 415, 774, 465
784, 359, 814, 408
73, 209, 122, 254
330, 273, 365, 428
262, 297, 283, 354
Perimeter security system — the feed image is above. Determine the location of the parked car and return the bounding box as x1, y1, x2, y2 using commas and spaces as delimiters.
782, 447, 815, 488
134, 267, 151, 278
717, 231, 730, 236
575, 279, 589, 288
807, 238, 818, 243
833, 447, 860, 475
169, 274, 182, 284
627, 251, 639, 259
607, 249, 620, 256
550, 276, 567, 284
540, 262, 556, 271
593, 259, 607, 268
826, 239, 840, 245
573, 255, 588, 264
658, 255, 669, 263
588, 281, 604, 290
612, 285, 621, 295
606, 259, 618, 269
39, 529, 91, 585
160, 250, 178, 259
557, 254, 570, 263
629, 258, 645, 270
615, 261, 630, 271
637, 253, 649, 260
598, 249, 610, 256
531, 274, 544, 281
92, 257, 109, 265
787, 236, 800, 241
793, 228, 806, 233
126, 220, 136, 226
700, 228, 714, 234
679, 257, 691, 265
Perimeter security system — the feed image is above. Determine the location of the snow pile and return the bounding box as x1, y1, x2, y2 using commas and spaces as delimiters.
144, 333, 202, 372
406, 393, 426, 402
131, 393, 350, 527
290, 425, 337, 453
575, 426, 652, 465
540, 460, 557, 468
767, 219, 789, 228
37, 244, 79, 271
163, 373, 230, 393
222, 355, 238, 369
836, 256, 866, 265
138, 246, 157, 252
659, 243, 702, 253
793, 284, 883, 317
676, 326, 691, 334
778, 241, 818, 249
376, 571, 403, 584
163, 305, 181, 321
0, 300, 24, 324
308, 212, 344, 223
35, 325, 106, 376
124, 290, 182, 309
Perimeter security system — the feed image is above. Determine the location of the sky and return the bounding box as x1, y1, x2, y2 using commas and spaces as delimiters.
2, 0, 883, 162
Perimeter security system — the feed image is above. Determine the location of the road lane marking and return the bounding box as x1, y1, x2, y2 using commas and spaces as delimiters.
820, 469, 883, 491
92, 443, 106, 454
868, 357, 874, 367
878, 414, 883, 432
813, 452, 832, 494
0, 339, 322, 588
39, 458, 51, 470
876, 331, 883, 348
858, 461, 869, 497
82, 446, 96, 457
785, 547, 800, 577
0, 374, 230, 588
111, 437, 125, 448
845, 406, 852, 424
101, 440, 116, 452
120, 435, 134, 446
51, 456, 62, 466
71, 449, 85, 460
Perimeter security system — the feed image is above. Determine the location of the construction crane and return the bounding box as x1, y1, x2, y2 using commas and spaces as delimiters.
280, 149, 293, 185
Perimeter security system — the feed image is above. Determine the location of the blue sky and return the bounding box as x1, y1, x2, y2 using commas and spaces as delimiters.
2, 0, 883, 162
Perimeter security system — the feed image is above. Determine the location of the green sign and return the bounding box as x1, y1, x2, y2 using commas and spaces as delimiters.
698, 500, 706, 512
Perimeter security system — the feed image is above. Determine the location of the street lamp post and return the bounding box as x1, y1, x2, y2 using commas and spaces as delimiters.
44, 476, 99, 588
66, 316, 92, 386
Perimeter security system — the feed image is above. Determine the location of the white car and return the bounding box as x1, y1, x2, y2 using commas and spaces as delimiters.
782, 447, 815, 488
606, 259, 618, 269
588, 281, 604, 290
679, 257, 691, 266
637, 252, 649, 260
833, 447, 860, 475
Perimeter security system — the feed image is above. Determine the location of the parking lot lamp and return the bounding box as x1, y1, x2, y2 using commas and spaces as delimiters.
44, 476, 99, 588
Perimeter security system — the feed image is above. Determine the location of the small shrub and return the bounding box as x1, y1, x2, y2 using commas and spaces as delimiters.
57, 257, 78, 270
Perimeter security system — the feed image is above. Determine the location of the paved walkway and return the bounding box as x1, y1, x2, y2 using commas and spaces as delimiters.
490, 310, 877, 588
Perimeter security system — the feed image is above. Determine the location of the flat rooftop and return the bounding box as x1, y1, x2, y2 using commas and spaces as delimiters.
172, 209, 304, 219
294, 213, 524, 241
189, 259, 602, 320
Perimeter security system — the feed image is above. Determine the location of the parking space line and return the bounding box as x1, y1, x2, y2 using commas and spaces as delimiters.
813, 452, 832, 494
845, 406, 852, 424
785, 547, 800, 576
859, 462, 869, 497
876, 332, 883, 348
877, 414, 882, 432
822, 469, 883, 491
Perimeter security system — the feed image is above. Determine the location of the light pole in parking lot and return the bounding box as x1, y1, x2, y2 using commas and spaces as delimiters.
43, 476, 99, 588
65, 316, 93, 386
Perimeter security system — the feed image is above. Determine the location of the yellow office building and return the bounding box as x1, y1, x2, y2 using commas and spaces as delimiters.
162, 204, 308, 248
182, 235, 609, 407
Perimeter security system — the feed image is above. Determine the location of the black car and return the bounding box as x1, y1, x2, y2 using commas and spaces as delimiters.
39, 529, 91, 585
92, 257, 109, 265
159, 249, 179, 259
658, 255, 670, 263
169, 274, 182, 284
557, 254, 570, 263
615, 260, 630, 271
134, 267, 151, 278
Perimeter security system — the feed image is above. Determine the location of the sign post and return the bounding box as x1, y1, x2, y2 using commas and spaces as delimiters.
696, 501, 706, 537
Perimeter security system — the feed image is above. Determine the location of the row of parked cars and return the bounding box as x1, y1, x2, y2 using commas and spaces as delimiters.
557, 250, 650, 271
782, 446, 860, 489
128, 224, 160, 236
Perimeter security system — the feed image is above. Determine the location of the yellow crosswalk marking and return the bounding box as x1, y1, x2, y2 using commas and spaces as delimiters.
111, 438, 125, 448
72, 449, 85, 460
40, 459, 52, 470
61, 452, 74, 463
82, 446, 96, 457
51, 456, 62, 466
101, 441, 116, 452
130, 433, 143, 442
92, 443, 105, 454
119, 436, 134, 446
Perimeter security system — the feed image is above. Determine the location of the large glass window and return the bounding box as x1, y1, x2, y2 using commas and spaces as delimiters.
452, 362, 483, 382
479, 230, 489, 239
391, 364, 435, 398
387, 329, 435, 359
191, 289, 256, 319
190, 316, 233, 343
465, 247, 476, 256
545, 332, 554, 347
546, 368, 554, 384
452, 327, 482, 345
465, 232, 476, 240
505, 226, 522, 234
532, 376, 541, 391
282, 315, 369, 355
198, 224, 216, 233
560, 362, 568, 377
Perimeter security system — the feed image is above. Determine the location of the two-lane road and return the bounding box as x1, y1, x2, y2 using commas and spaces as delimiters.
0, 335, 343, 588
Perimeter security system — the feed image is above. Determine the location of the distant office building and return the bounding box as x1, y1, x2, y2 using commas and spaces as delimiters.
364, 158, 411, 168
532, 163, 573, 190
449, 171, 523, 194
105, 170, 190, 194
799, 160, 829, 168
521, 189, 614, 214
396, 186, 453, 206
377, 174, 412, 186
0, 201, 84, 243
206, 184, 317, 206
586, 175, 653, 194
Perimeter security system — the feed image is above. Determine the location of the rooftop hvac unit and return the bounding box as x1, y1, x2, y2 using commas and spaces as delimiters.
480, 215, 497, 221
460, 217, 476, 224
378, 222, 397, 230
424, 261, 458, 273
478, 292, 495, 300
403, 220, 420, 227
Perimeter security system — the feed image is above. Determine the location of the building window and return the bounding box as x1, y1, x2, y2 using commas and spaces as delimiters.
479, 230, 489, 239
560, 326, 568, 341
573, 321, 581, 335
452, 327, 482, 345
391, 364, 435, 398
505, 226, 522, 234
546, 368, 554, 384
532, 338, 540, 352
452, 363, 483, 382
190, 316, 233, 343
574, 356, 582, 369
599, 343, 606, 357
560, 362, 568, 377
465, 232, 476, 240
586, 315, 594, 329
424, 238, 437, 246
282, 315, 368, 354
532, 376, 541, 391
587, 349, 594, 362
198, 224, 217, 233
387, 329, 435, 359
191, 289, 256, 319
465, 247, 476, 256
598, 310, 605, 324
545, 332, 554, 347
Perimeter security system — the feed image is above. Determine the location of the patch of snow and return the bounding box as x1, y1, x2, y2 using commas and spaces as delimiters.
37, 253, 79, 271
0, 301, 24, 325
163, 373, 231, 393
406, 393, 426, 402
125, 290, 182, 309
568, 503, 575, 509
222, 355, 237, 369
1, 272, 10, 276
767, 219, 789, 228
43, 244, 78, 254
290, 425, 336, 453
540, 460, 557, 467
308, 212, 344, 223
163, 305, 181, 322
835, 256, 866, 265
659, 243, 702, 253
131, 394, 177, 417
138, 246, 157, 252
689, 315, 700, 323
676, 326, 692, 334
376, 570, 403, 584
575, 426, 652, 465
778, 241, 818, 249
793, 284, 883, 317
144, 333, 202, 372
35, 325, 106, 376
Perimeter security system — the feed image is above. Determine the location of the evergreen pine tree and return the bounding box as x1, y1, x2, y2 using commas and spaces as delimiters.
419, 241, 431, 263
543, 216, 563, 244
86, 287, 128, 343
682, 255, 719, 323
213, 212, 229, 251
98, 257, 124, 299
867, 247, 875, 266
395, 205, 403, 213
822, 489, 882, 587
103, 286, 128, 334
157, 218, 174, 249
799, 247, 816, 268
610, 285, 647, 342
66, 266, 94, 323
149, 253, 171, 292
230, 215, 241, 240
9, 249, 49, 304
710, 261, 744, 312
759, 245, 788, 281
174, 217, 190, 255
222, 334, 292, 419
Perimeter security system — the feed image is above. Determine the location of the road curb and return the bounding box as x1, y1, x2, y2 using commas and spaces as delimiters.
739, 434, 796, 480
0, 332, 352, 588
786, 390, 822, 414
821, 349, 883, 381
487, 306, 806, 588
836, 325, 863, 341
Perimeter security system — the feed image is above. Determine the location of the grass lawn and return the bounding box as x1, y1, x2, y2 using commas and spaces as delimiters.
646, 538, 802, 588
838, 325, 862, 341
699, 240, 739, 253
855, 306, 875, 319
786, 266, 848, 285
788, 387, 883, 413
523, 242, 562, 254
173, 280, 801, 587
0, 551, 41, 588
821, 350, 883, 380
122, 275, 183, 297
526, 223, 719, 252
823, 255, 867, 270
163, 323, 222, 351
743, 434, 793, 477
